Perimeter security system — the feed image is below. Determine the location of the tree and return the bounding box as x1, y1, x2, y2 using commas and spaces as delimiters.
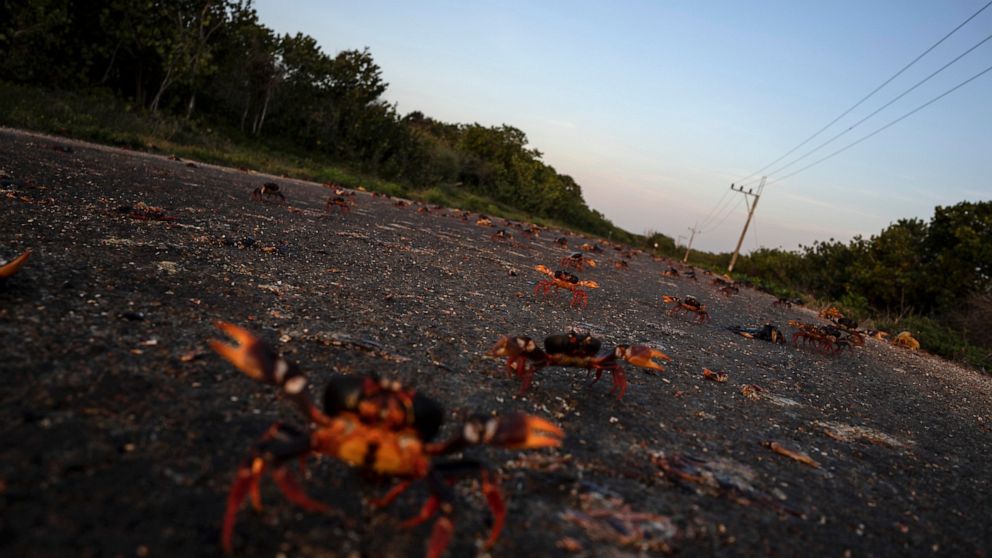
925, 201, 992, 310
149, 0, 233, 115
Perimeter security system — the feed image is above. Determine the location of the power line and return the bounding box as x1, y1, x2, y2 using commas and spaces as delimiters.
767, 61, 992, 186
749, 30, 992, 185
700, 197, 740, 233
697, 187, 736, 229
700, 195, 744, 234
736, 0, 992, 185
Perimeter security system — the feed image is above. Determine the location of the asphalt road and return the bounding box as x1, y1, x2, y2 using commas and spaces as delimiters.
1, 127, 991, 558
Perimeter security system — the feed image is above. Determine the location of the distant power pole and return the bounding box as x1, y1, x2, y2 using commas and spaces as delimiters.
682, 223, 698, 263
727, 177, 765, 273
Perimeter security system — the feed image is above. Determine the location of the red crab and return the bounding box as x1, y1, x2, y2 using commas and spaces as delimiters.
559, 252, 597, 271
488, 332, 671, 400
209, 322, 564, 558
251, 182, 286, 203
662, 295, 710, 323
533, 265, 599, 308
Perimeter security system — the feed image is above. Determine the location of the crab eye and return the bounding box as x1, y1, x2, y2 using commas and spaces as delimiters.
323, 376, 365, 415
412, 393, 443, 441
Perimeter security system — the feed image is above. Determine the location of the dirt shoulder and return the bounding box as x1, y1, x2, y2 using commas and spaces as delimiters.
1, 127, 990, 557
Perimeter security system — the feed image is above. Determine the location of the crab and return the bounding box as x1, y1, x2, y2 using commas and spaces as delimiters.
251, 182, 286, 203
555, 237, 568, 247
772, 297, 803, 308
488, 332, 671, 400
325, 196, 353, 214
710, 276, 734, 288
892, 331, 920, 350
579, 242, 604, 254
0, 248, 31, 283
614, 260, 629, 271
718, 285, 739, 297
818, 306, 843, 321
867, 329, 889, 341
662, 295, 710, 323
832, 316, 859, 331
209, 322, 564, 558
788, 320, 832, 352
788, 320, 861, 353
661, 266, 680, 278
533, 265, 599, 308
559, 252, 596, 271
702, 368, 728, 383
727, 324, 785, 344
491, 229, 513, 242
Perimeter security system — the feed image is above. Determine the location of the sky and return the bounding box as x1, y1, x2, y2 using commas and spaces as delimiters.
255, 0, 992, 253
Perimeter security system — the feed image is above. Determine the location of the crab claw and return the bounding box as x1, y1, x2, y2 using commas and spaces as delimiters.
487, 335, 536, 359
533, 264, 554, 277
485, 413, 564, 450
0, 248, 31, 279
662, 295, 678, 304
578, 280, 599, 289
208, 321, 273, 381
619, 345, 672, 371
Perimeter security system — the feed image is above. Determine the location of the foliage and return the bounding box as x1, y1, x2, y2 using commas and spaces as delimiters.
875, 315, 991, 372
0, 0, 643, 245
730, 203, 992, 372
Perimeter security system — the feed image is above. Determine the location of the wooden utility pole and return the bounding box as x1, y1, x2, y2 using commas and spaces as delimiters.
727, 177, 765, 273
682, 223, 698, 263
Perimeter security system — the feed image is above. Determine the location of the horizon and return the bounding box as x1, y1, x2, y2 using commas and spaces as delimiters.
256, 0, 992, 253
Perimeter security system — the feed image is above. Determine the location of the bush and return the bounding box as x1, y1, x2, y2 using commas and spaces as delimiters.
876, 315, 990, 372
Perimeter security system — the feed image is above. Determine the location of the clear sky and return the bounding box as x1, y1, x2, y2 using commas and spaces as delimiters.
255, 0, 992, 253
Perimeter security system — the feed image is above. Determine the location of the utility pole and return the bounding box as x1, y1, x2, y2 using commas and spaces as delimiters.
727, 177, 765, 273
682, 223, 698, 263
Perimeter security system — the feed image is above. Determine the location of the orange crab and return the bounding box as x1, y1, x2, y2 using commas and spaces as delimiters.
325, 195, 353, 214
209, 322, 563, 558
489, 332, 671, 400
662, 295, 710, 323
533, 265, 599, 308
559, 252, 596, 271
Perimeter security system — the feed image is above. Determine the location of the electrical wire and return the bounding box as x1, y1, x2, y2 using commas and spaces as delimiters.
767, 61, 992, 186
700, 196, 744, 234
753, 31, 992, 183
736, 0, 992, 185
697, 187, 736, 230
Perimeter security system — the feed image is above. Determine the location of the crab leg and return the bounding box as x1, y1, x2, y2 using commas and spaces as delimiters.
221, 423, 328, 554
423, 462, 507, 555
606, 365, 628, 400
